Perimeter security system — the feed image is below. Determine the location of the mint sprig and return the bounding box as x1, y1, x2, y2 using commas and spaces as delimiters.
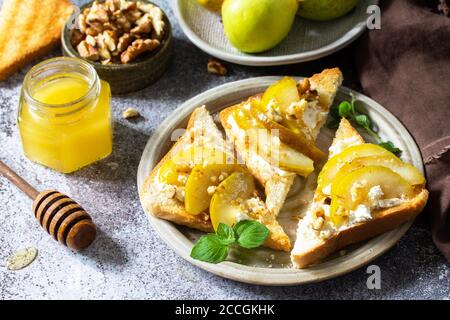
190, 221, 269, 264
234, 220, 270, 249
328, 94, 402, 157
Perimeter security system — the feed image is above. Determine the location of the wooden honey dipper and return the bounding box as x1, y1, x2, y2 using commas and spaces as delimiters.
0, 160, 96, 251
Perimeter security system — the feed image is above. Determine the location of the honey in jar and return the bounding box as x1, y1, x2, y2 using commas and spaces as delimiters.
18, 57, 112, 173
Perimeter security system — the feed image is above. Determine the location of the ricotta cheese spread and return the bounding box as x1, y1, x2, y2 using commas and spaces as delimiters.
328, 136, 362, 158
322, 184, 331, 196
348, 204, 372, 225
226, 116, 290, 179
368, 185, 405, 209
235, 211, 251, 222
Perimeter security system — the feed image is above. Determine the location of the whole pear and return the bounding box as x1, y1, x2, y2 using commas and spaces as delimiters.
222, 0, 298, 53
297, 0, 359, 21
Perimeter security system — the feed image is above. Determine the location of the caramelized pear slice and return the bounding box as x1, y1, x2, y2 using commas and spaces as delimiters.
232, 108, 314, 176
261, 77, 303, 133
210, 172, 256, 231
248, 100, 325, 161
261, 77, 300, 115
318, 144, 395, 193
158, 146, 228, 186
185, 164, 246, 215
331, 155, 425, 195
330, 166, 414, 225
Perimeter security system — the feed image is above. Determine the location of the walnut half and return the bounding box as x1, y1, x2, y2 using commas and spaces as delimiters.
121, 39, 160, 64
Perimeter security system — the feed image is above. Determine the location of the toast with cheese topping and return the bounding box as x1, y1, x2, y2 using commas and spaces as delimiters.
220, 68, 343, 217
291, 118, 428, 268
141, 106, 291, 252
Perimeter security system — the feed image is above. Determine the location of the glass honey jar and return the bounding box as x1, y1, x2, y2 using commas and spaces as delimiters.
18, 57, 112, 173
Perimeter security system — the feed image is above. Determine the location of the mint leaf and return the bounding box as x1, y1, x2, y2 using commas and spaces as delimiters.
355, 114, 371, 129
190, 234, 229, 264
234, 220, 269, 249
379, 141, 402, 157
216, 223, 236, 245
338, 101, 352, 118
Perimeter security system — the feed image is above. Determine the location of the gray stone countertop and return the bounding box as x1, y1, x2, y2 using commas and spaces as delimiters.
0, 0, 448, 300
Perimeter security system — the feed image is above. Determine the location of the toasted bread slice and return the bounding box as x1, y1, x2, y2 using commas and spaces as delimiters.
291, 118, 429, 268
141, 106, 291, 252
220, 68, 343, 217
0, 0, 74, 80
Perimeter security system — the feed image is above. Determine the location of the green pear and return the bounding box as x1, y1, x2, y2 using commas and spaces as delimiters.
297, 0, 359, 21
222, 0, 298, 53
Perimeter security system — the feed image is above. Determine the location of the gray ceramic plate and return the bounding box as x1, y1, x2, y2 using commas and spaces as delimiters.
171, 0, 378, 66
137, 77, 424, 285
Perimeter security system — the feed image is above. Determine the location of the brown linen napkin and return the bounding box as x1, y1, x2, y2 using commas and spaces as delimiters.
355, 0, 450, 260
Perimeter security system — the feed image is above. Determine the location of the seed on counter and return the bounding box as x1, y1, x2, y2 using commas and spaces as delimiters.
122, 107, 140, 119
207, 58, 227, 76
106, 162, 119, 170
6, 247, 38, 271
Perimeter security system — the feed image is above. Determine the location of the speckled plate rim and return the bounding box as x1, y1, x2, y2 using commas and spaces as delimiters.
169, 0, 379, 66
137, 77, 424, 286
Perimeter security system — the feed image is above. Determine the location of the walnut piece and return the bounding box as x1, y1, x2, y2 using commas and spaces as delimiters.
121, 39, 160, 64
73, 0, 165, 65
131, 19, 152, 36
77, 41, 100, 61
71, 30, 85, 48
117, 33, 133, 53
207, 58, 227, 76
298, 78, 310, 94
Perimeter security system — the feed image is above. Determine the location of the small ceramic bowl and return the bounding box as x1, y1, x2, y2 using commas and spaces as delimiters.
61, 0, 172, 94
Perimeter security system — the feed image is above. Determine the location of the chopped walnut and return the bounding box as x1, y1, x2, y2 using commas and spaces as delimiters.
148, 6, 165, 39
73, 0, 165, 64
87, 2, 109, 24
298, 78, 310, 94
102, 30, 118, 52
137, 1, 155, 13
78, 11, 88, 33
117, 33, 133, 52
85, 35, 97, 47
77, 41, 100, 61
121, 39, 160, 64
71, 30, 85, 48
131, 20, 152, 36
120, 0, 137, 11
207, 58, 227, 76
125, 9, 142, 23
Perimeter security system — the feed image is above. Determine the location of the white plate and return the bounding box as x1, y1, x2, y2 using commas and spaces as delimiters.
171, 0, 379, 66
137, 77, 424, 285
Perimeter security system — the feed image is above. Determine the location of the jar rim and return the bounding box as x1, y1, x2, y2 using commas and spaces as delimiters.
23, 57, 100, 109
